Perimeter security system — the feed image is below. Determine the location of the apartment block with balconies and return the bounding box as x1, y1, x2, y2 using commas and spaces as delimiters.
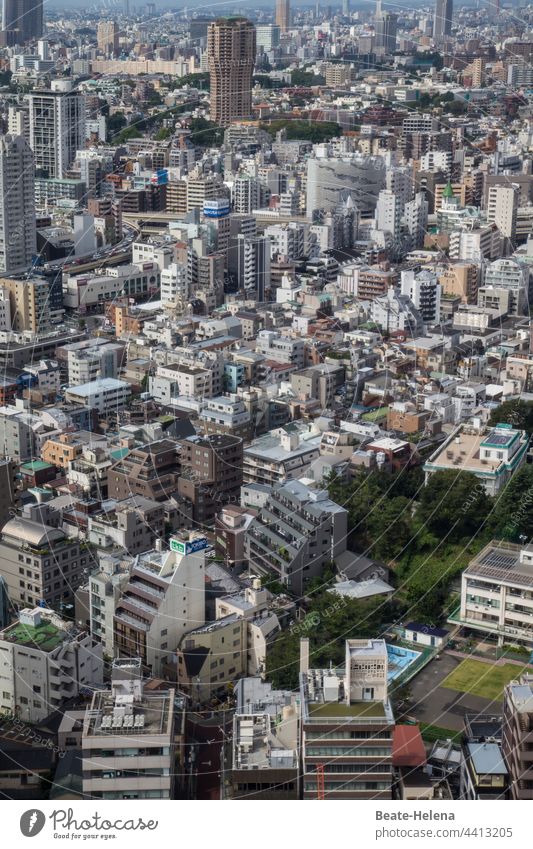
452, 541, 533, 647
0, 607, 103, 723
502, 675, 533, 799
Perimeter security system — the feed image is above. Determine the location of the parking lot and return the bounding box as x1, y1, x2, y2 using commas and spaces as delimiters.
399, 652, 507, 732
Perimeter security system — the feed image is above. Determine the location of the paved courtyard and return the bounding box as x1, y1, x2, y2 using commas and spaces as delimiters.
399, 652, 507, 732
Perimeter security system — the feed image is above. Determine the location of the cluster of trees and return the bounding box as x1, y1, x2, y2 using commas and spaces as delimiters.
289, 68, 325, 86
265, 406, 533, 688
174, 72, 210, 90
261, 118, 341, 144
266, 591, 397, 690
188, 117, 223, 147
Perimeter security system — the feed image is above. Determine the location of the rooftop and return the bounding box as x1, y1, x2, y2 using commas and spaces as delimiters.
1, 618, 71, 652
307, 701, 386, 718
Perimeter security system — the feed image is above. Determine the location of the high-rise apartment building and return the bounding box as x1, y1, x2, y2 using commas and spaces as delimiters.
486, 183, 519, 249
207, 17, 256, 126
97, 20, 119, 57
27, 82, 85, 178
1, 0, 43, 46
433, 0, 453, 40
275, 0, 290, 32
0, 134, 36, 273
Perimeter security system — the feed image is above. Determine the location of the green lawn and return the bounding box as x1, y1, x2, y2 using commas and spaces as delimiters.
441, 659, 529, 701
419, 723, 461, 744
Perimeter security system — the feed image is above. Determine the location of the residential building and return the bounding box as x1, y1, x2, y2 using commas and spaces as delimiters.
0, 277, 50, 334
113, 537, 206, 676
0, 607, 103, 723
243, 424, 322, 486
27, 83, 85, 178
300, 638, 395, 798
245, 479, 347, 594
178, 433, 243, 525
208, 17, 256, 126
88, 497, 165, 555
82, 658, 176, 799
64, 378, 132, 415
0, 135, 36, 273
230, 678, 299, 799
0, 516, 89, 608
424, 422, 528, 496
454, 541, 533, 648
502, 674, 533, 799
108, 440, 180, 502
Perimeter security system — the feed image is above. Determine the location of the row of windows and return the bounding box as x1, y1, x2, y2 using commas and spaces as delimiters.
306, 730, 390, 741
304, 781, 390, 792
305, 747, 391, 757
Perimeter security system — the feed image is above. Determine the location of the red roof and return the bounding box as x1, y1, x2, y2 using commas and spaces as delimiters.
392, 725, 427, 768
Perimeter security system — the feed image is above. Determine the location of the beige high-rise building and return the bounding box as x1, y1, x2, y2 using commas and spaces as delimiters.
275, 0, 290, 31
97, 20, 119, 57
207, 17, 256, 126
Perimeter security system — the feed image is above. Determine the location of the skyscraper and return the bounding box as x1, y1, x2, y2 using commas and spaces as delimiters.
0, 0, 43, 46
207, 17, 256, 127
0, 134, 36, 273
433, 0, 453, 41
375, 11, 398, 52
97, 20, 119, 57
26, 81, 85, 179
275, 0, 290, 32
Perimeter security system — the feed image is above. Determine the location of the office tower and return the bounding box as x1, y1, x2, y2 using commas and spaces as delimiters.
1, 0, 43, 46
27, 82, 85, 178
82, 659, 176, 800
256, 23, 280, 51
433, 0, 453, 41
502, 674, 533, 799
300, 638, 395, 799
275, 0, 290, 32
97, 20, 119, 57
0, 134, 36, 273
207, 17, 256, 126
375, 11, 398, 52
342, 0, 350, 15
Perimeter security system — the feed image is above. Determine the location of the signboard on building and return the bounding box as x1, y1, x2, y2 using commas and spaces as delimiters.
170, 536, 208, 555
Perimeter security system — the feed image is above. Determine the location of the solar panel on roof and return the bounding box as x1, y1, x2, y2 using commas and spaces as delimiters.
484, 430, 513, 445
481, 551, 516, 569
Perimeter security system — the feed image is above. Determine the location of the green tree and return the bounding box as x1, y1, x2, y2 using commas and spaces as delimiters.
417, 470, 492, 539
489, 400, 533, 436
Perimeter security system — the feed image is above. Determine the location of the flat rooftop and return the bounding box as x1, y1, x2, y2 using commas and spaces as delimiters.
308, 701, 386, 718
465, 541, 533, 588
85, 689, 173, 738
1, 620, 69, 652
